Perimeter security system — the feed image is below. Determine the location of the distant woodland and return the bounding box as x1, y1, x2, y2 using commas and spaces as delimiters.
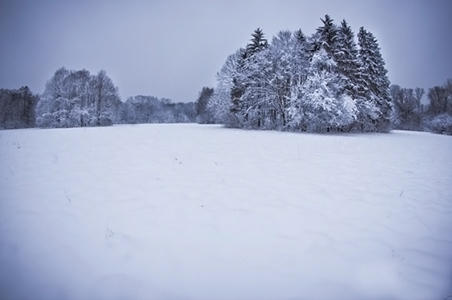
1, 15, 451, 135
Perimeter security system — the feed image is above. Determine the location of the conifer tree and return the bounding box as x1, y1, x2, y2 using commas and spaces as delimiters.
232, 28, 270, 128
244, 28, 268, 59
335, 20, 360, 99
316, 15, 338, 58
357, 27, 392, 131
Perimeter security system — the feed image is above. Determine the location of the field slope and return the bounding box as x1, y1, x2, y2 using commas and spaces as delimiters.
1, 124, 451, 300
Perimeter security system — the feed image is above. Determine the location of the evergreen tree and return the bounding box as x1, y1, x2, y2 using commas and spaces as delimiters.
244, 28, 268, 59
316, 14, 338, 58
195, 87, 215, 124
294, 29, 306, 44
335, 20, 360, 99
232, 28, 270, 128
357, 27, 392, 132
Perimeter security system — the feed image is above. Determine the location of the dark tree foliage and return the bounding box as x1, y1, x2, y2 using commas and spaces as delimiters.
244, 28, 268, 59
316, 14, 338, 58
335, 20, 360, 99
390, 85, 423, 131
0, 86, 38, 129
356, 27, 392, 132
294, 29, 306, 44
427, 81, 452, 116
424, 78, 452, 135
195, 87, 215, 124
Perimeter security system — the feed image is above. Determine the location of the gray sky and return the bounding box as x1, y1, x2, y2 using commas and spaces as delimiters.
1, 0, 451, 103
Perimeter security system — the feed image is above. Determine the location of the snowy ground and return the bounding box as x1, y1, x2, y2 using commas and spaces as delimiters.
0, 124, 451, 300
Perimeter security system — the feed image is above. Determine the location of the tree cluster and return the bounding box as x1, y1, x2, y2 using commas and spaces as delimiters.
426, 79, 452, 116
425, 79, 452, 135
36, 67, 122, 128
390, 78, 452, 135
0, 86, 38, 129
390, 85, 424, 131
208, 15, 392, 133
33, 67, 196, 128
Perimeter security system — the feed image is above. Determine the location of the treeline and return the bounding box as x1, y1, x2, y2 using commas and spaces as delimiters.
36, 67, 196, 128
119, 95, 196, 124
1, 14, 451, 135
198, 79, 452, 135
0, 67, 196, 129
206, 15, 392, 133
390, 79, 452, 135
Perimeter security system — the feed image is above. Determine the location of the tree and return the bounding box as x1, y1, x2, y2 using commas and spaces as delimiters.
230, 28, 270, 128
390, 85, 423, 130
244, 28, 268, 59
289, 49, 357, 132
356, 27, 392, 132
195, 87, 215, 124
92, 70, 121, 126
335, 20, 360, 99
264, 30, 309, 128
427, 85, 447, 115
0, 86, 38, 129
316, 14, 338, 58
37, 67, 72, 127
427, 79, 452, 116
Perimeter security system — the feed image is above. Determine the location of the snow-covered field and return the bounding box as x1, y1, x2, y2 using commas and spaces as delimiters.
1, 124, 451, 300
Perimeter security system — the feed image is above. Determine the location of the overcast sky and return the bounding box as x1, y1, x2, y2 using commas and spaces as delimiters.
1, 0, 451, 103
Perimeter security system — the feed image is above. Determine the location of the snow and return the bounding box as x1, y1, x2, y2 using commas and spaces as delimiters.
1, 124, 451, 300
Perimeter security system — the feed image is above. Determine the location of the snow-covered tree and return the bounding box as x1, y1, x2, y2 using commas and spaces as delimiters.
335, 20, 360, 99
289, 49, 356, 132
316, 14, 338, 58
37, 67, 121, 128
209, 49, 244, 127
234, 28, 271, 128
195, 87, 215, 124
92, 70, 121, 126
37, 67, 72, 127
356, 27, 392, 132
264, 30, 308, 128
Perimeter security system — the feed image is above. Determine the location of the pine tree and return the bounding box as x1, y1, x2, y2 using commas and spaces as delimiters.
357, 27, 392, 132
195, 87, 215, 124
233, 28, 270, 128
244, 28, 268, 59
294, 29, 306, 44
316, 15, 338, 58
335, 20, 360, 99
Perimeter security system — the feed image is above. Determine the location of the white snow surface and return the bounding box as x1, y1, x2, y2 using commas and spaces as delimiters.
1, 124, 451, 300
